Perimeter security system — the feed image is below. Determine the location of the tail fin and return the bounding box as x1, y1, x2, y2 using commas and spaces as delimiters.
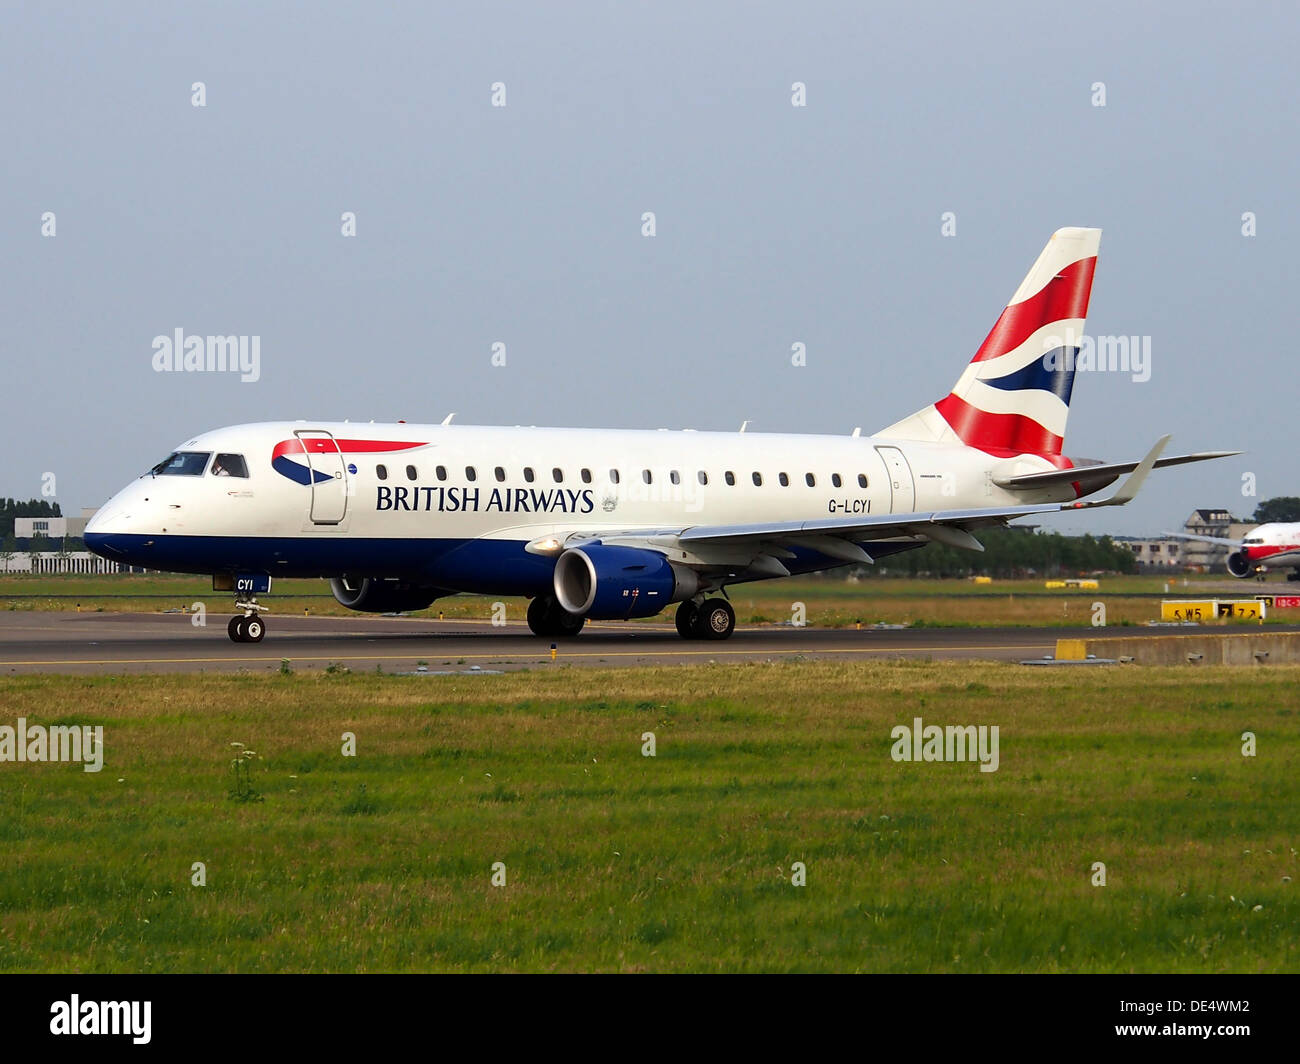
878, 227, 1101, 458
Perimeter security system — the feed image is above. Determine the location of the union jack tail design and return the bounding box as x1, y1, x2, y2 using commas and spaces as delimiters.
879, 227, 1100, 461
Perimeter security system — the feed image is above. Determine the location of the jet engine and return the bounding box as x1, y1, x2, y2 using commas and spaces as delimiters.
1226, 551, 1254, 578
553, 544, 698, 620
330, 576, 444, 613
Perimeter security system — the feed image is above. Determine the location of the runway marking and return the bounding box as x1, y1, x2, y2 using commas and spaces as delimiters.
0, 642, 1055, 667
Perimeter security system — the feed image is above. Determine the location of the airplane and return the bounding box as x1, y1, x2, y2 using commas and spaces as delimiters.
1164, 523, 1300, 580
85, 227, 1237, 644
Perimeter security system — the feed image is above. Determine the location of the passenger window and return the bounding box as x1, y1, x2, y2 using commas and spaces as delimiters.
858, 473, 868, 488
524, 467, 535, 483
494, 466, 506, 482
778, 472, 789, 487
805, 473, 816, 487
698, 471, 708, 486
581, 468, 592, 484
725, 471, 736, 486
406, 465, 417, 481
610, 469, 620, 484
466, 466, 477, 482
752, 472, 762, 487
553, 468, 564, 483
670, 470, 681, 485
435, 465, 447, 481
211, 453, 248, 478
376, 464, 388, 481
832, 473, 843, 488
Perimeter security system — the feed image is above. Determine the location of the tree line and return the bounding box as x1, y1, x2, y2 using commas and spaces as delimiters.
1252, 497, 1300, 523
868, 528, 1138, 578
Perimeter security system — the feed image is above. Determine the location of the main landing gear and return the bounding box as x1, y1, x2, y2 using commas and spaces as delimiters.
675, 597, 735, 641
228, 599, 268, 643
527, 594, 586, 638
522, 593, 736, 641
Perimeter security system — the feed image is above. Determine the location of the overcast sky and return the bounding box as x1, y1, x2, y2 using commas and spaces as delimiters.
2, 1, 1294, 534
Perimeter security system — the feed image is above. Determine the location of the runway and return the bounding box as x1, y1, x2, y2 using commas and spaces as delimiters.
3, 610, 1294, 675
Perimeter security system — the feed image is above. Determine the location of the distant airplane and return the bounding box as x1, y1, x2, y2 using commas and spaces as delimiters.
86, 228, 1236, 643
1165, 523, 1300, 580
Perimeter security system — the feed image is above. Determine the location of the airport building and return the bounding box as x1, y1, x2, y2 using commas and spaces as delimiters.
11, 507, 98, 547
1115, 536, 1183, 569
1118, 510, 1255, 573
3, 506, 133, 572
15, 516, 68, 539
14, 504, 96, 538
1180, 508, 1254, 572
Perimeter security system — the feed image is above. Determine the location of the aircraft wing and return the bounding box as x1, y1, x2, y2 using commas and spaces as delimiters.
1160, 531, 1246, 548
533, 436, 1173, 576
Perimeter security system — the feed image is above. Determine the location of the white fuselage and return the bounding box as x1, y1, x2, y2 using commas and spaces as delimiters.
85, 421, 1074, 595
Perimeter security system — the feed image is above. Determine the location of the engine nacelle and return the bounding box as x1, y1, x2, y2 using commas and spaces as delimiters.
330, 576, 444, 613
553, 545, 698, 620
1226, 550, 1254, 578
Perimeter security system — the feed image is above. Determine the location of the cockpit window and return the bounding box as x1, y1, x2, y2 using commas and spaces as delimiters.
211, 453, 249, 478
148, 451, 211, 477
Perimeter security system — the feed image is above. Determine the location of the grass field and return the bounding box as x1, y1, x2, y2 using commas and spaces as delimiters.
1, 571, 1289, 628
0, 662, 1296, 972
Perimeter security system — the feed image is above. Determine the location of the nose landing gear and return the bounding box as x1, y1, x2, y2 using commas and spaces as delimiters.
228, 599, 269, 643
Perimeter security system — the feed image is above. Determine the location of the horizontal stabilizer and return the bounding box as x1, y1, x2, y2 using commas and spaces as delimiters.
997, 450, 1241, 491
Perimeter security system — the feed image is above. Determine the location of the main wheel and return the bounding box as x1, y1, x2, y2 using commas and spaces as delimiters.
527, 595, 586, 637
228, 616, 245, 642
243, 616, 265, 643
694, 598, 735, 640
675, 601, 699, 639
526, 595, 552, 636
553, 608, 586, 637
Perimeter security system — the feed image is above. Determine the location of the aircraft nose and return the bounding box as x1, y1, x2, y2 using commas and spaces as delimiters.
83, 529, 119, 559
84, 507, 122, 536
84, 511, 134, 560
84, 491, 136, 536
83, 483, 150, 560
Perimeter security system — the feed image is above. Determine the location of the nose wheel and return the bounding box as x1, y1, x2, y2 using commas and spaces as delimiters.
228, 600, 268, 643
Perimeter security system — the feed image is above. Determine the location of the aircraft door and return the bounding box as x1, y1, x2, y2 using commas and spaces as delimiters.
875, 446, 916, 513
295, 430, 348, 524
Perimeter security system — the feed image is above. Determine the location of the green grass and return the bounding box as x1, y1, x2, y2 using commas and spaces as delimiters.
0, 662, 1296, 972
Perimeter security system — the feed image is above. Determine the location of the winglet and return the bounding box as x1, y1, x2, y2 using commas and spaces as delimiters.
1067, 434, 1170, 509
